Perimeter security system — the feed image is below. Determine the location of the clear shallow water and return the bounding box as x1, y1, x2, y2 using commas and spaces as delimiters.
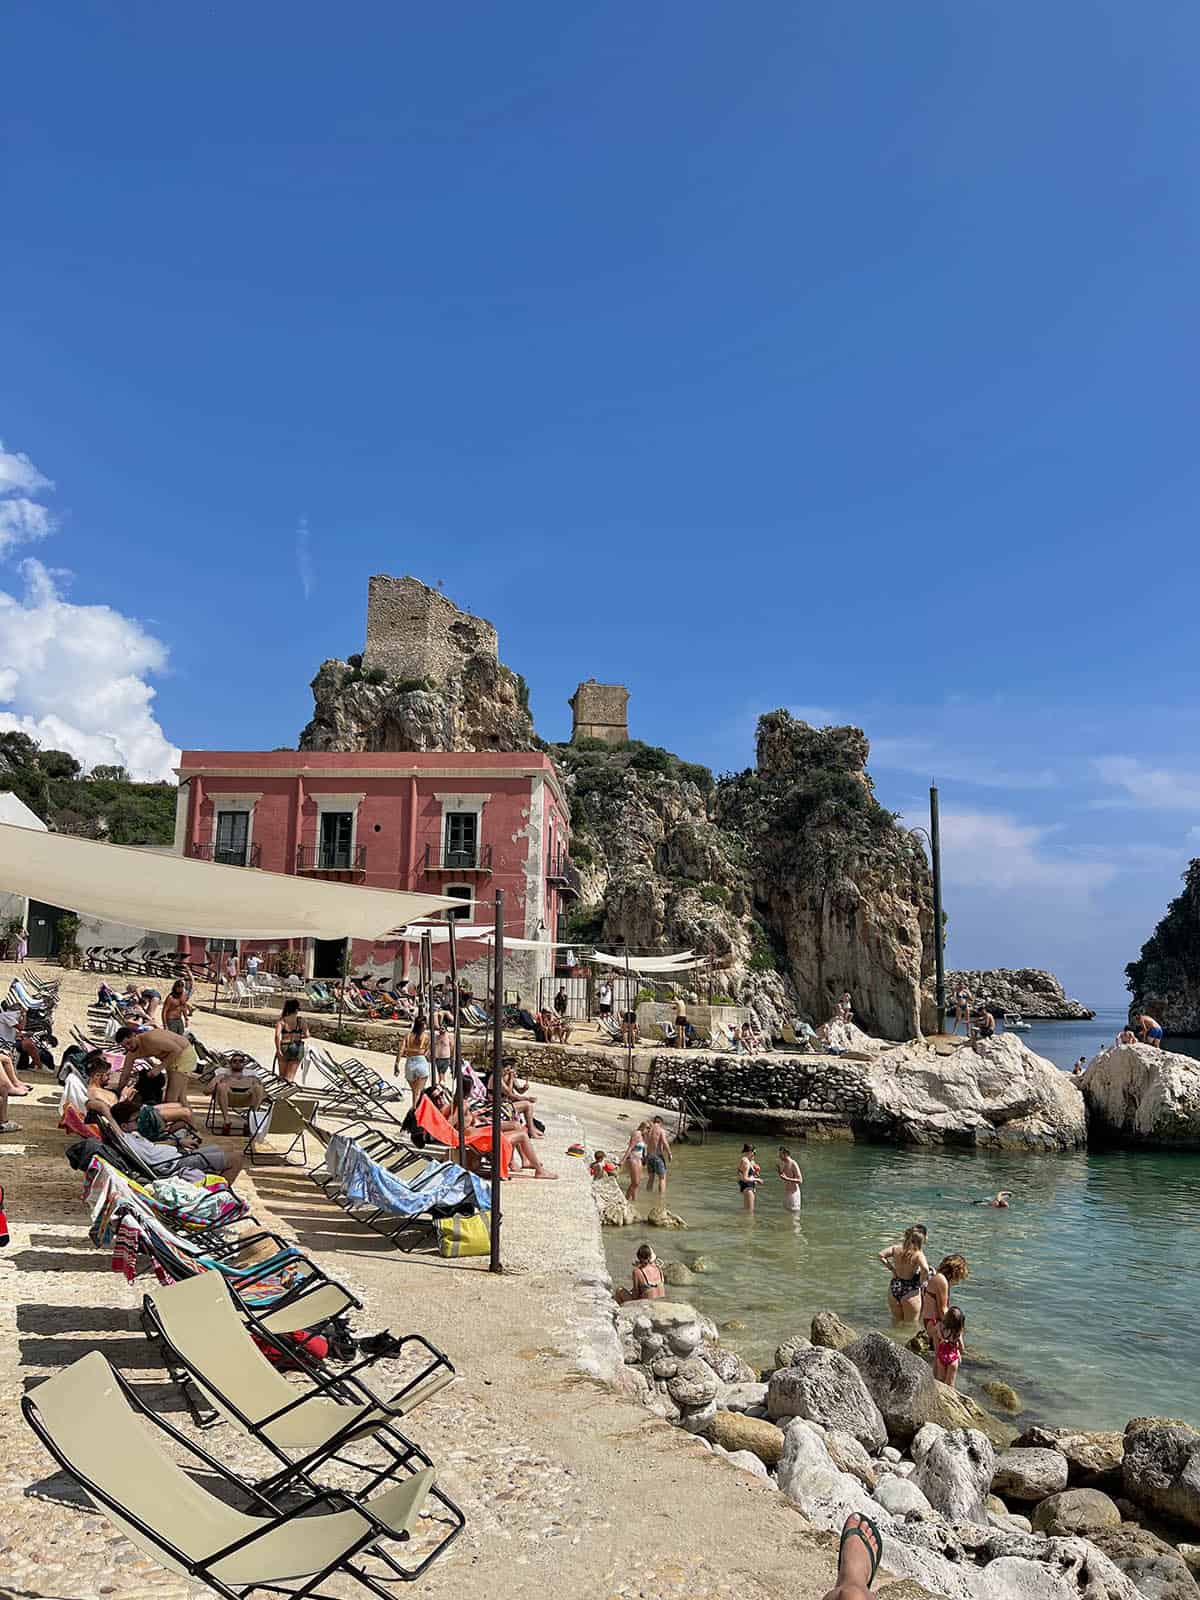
605, 1134, 1200, 1431
1011, 1005, 1200, 1071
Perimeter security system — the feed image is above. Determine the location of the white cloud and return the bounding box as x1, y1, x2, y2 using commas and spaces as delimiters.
1093, 756, 1200, 813
870, 735, 1059, 791
788, 704, 843, 727
0, 443, 51, 498
0, 558, 180, 781
0, 441, 55, 556
936, 808, 1116, 897
296, 515, 314, 599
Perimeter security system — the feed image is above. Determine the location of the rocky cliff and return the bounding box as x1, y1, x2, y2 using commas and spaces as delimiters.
1126, 860, 1200, 1035
946, 969, 1094, 1021
562, 712, 935, 1040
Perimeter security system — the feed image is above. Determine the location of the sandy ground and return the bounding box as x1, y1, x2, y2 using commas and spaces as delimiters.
0, 962, 928, 1600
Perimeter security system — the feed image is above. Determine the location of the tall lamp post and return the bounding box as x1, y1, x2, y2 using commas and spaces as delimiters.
910, 782, 947, 1036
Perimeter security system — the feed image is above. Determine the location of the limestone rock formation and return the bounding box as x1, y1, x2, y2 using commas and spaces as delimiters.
1127, 860, 1200, 1035
717, 714, 936, 1039
299, 577, 537, 754
946, 969, 1094, 1021
664, 1033, 1087, 1152
1083, 1043, 1200, 1149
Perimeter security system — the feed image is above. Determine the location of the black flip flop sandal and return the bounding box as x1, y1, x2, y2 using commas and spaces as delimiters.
838, 1513, 882, 1585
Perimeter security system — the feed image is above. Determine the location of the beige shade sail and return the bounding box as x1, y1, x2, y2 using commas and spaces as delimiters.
0, 822, 460, 941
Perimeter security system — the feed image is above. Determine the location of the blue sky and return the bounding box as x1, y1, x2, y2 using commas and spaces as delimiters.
2, 1, 1199, 1001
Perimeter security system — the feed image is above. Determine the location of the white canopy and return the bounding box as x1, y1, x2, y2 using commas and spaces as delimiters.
0, 823, 459, 941
481, 933, 577, 950
588, 949, 700, 973
393, 923, 493, 945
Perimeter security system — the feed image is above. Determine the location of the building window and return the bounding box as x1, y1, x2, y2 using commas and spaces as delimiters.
207, 937, 238, 955
214, 811, 250, 867
444, 811, 478, 869
444, 885, 473, 921
319, 811, 354, 870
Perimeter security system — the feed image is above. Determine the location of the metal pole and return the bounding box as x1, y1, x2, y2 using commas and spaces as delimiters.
489, 889, 504, 1273
624, 943, 634, 1098
447, 919, 466, 1167
335, 939, 348, 1033
930, 783, 946, 1035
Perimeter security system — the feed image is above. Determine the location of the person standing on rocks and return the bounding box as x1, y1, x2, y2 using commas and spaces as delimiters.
879, 1225, 929, 1325
737, 1144, 762, 1211
952, 983, 971, 1034
622, 1121, 649, 1201
777, 1146, 803, 1211
645, 1115, 672, 1200
1134, 1013, 1164, 1048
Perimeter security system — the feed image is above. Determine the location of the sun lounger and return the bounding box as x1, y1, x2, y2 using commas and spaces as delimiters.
23, 1351, 463, 1596
142, 1272, 455, 1493
311, 1131, 489, 1250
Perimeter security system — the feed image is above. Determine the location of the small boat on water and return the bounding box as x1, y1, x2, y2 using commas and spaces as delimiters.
1003, 1013, 1032, 1032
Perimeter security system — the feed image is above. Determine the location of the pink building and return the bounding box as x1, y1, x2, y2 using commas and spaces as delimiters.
172, 749, 573, 990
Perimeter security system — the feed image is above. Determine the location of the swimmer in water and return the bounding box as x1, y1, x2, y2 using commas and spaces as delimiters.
737, 1144, 763, 1212
973, 1190, 1011, 1208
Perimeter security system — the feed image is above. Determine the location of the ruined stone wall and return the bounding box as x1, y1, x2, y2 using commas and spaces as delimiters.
363, 575, 499, 683
569, 680, 629, 743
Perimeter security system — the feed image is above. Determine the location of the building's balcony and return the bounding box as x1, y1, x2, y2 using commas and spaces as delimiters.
296, 843, 367, 880
423, 842, 493, 874
188, 841, 261, 868
546, 849, 580, 898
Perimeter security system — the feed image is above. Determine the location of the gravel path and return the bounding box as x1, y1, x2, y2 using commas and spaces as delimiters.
0, 964, 926, 1599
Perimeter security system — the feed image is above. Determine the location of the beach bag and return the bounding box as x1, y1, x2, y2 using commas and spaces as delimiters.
0, 1185, 8, 1248
437, 1211, 490, 1258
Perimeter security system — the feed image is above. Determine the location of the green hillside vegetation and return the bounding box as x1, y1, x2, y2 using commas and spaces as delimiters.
0, 731, 176, 845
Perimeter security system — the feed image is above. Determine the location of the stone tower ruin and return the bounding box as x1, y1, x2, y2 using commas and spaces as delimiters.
363, 575, 499, 684
569, 680, 629, 744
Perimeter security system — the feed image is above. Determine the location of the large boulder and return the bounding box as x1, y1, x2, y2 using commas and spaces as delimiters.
703, 1410, 784, 1468
972, 1539, 1141, 1599
718, 1381, 767, 1414
1015, 1427, 1125, 1492
766, 1346, 887, 1449
811, 1310, 859, 1351
775, 1333, 813, 1368
695, 1343, 757, 1384
1084, 1043, 1200, 1149
1089, 1526, 1200, 1599
912, 1424, 996, 1525
993, 1447, 1071, 1502
665, 1357, 719, 1409
775, 1418, 881, 1526
934, 1383, 1017, 1449
859, 1032, 1087, 1151
1031, 1489, 1122, 1537
1123, 1422, 1200, 1531
843, 1331, 941, 1444
875, 1475, 935, 1518
823, 1429, 881, 1491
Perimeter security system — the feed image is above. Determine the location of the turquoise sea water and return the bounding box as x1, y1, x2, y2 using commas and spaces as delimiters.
604, 1007, 1200, 1431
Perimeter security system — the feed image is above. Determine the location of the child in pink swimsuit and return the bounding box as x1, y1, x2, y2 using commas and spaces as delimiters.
934, 1305, 966, 1388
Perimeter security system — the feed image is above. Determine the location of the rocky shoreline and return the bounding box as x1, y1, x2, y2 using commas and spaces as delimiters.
945, 969, 1095, 1021
608, 1294, 1200, 1598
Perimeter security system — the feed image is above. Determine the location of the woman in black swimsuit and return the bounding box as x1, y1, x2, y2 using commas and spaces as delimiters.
878, 1226, 930, 1326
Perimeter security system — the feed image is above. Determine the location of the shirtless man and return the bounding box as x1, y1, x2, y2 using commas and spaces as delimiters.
1134, 1014, 1164, 1049
645, 1115, 672, 1200
114, 1025, 198, 1108
1117, 1025, 1137, 1046
778, 1146, 804, 1212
